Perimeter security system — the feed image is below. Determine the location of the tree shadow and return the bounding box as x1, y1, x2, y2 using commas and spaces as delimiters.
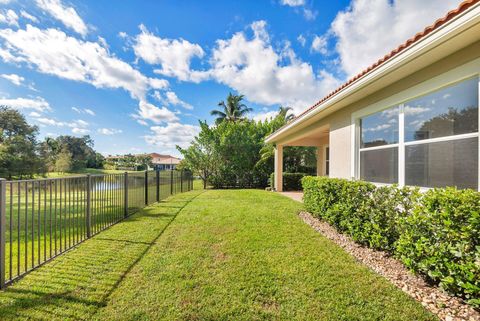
0, 191, 204, 320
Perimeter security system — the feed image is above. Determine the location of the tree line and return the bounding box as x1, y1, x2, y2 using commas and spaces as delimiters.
0, 106, 104, 179
177, 93, 316, 189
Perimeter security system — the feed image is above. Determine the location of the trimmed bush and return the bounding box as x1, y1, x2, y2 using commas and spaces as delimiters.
302, 176, 480, 307
270, 172, 309, 191
302, 176, 418, 251
396, 188, 480, 307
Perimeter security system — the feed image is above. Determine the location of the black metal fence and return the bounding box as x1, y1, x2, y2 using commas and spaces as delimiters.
0, 170, 193, 288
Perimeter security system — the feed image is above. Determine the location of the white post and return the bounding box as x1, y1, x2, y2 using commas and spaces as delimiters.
316, 147, 323, 176
274, 145, 283, 192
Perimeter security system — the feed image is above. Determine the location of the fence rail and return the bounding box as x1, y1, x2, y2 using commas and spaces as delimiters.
0, 169, 193, 288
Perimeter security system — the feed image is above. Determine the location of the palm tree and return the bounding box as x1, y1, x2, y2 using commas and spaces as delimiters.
278, 106, 295, 122
210, 93, 253, 124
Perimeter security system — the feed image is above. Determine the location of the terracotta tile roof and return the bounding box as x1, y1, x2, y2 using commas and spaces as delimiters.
280, 0, 480, 131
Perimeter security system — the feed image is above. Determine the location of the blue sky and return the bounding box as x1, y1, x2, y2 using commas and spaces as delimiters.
0, 0, 461, 156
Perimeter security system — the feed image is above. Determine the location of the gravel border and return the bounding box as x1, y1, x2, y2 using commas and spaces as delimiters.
298, 211, 480, 321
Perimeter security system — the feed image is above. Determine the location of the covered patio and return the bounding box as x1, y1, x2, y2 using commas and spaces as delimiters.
272, 124, 330, 192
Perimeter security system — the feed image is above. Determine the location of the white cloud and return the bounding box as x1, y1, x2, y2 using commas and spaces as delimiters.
0, 96, 51, 111
280, 0, 305, 7
311, 35, 328, 54
36, 117, 90, 135
84, 108, 95, 116
144, 122, 200, 151
72, 106, 95, 116
136, 101, 179, 124
252, 110, 279, 122
297, 34, 306, 47
1, 73, 24, 85
133, 24, 208, 83
363, 124, 391, 132
35, 0, 88, 36
72, 127, 89, 134
20, 10, 38, 23
97, 128, 122, 135
303, 8, 317, 21
0, 24, 177, 126
28, 111, 41, 117
331, 0, 460, 76
404, 105, 430, 115
0, 9, 19, 26
0, 25, 168, 102
210, 20, 340, 113
153, 90, 193, 110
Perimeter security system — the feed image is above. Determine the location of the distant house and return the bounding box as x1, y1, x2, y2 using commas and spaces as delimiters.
266, 1, 480, 192
149, 153, 181, 171
105, 153, 182, 171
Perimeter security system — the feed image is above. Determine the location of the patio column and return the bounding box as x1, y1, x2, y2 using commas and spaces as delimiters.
316, 147, 323, 176
274, 144, 283, 192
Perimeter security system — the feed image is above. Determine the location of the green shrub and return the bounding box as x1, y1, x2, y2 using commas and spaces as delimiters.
270, 172, 309, 191
396, 188, 480, 307
302, 176, 417, 251
302, 176, 480, 308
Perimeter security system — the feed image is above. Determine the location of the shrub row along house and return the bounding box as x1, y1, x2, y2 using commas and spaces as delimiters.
266, 0, 480, 192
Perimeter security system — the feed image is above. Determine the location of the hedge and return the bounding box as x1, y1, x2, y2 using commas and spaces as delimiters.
302, 176, 480, 308
269, 172, 309, 191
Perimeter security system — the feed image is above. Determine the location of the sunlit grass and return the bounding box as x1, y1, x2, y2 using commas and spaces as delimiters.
3, 171, 188, 282
0, 189, 435, 320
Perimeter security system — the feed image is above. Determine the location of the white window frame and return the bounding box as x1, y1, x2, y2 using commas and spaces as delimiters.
351, 57, 480, 190
323, 145, 329, 176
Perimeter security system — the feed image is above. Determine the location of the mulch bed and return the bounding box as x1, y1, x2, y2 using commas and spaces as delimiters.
298, 211, 480, 321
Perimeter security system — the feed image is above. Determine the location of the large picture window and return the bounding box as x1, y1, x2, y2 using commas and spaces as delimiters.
358, 77, 479, 189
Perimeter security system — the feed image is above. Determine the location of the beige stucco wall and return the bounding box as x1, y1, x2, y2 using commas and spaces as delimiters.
278, 41, 480, 180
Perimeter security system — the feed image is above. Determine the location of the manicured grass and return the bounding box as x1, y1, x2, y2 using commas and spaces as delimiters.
0, 189, 436, 320
32, 168, 136, 179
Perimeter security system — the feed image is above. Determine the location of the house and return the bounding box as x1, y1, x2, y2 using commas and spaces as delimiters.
266, 0, 480, 192
149, 153, 181, 171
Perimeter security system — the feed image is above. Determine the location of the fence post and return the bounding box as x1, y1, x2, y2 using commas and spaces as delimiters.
86, 175, 91, 238
144, 171, 148, 206
124, 172, 128, 217
170, 170, 174, 195
156, 170, 160, 202
180, 170, 183, 193
0, 178, 6, 288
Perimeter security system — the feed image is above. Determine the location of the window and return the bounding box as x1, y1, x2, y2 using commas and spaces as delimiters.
405, 138, 478, 189
359, 105, 399, 184
404, 78, 478, 142
360, 105, 399, 148
360, 147, 398, 184
357, 77, 479, 189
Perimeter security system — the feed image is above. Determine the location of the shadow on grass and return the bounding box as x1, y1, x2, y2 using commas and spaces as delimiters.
0, 191, 204, 320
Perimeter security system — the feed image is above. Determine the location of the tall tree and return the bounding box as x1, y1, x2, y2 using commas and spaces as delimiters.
0, 106, 42, 179
278, 106, 295, 122
55, 147, 73, 173
210, 93, 253, 124
177, 121, 220, 189
54, 135, 96, 170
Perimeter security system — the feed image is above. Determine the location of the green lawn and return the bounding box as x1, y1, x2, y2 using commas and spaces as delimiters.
34, 168, 135, 179
3, 171, 187, 282
0, 189, 436, 320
